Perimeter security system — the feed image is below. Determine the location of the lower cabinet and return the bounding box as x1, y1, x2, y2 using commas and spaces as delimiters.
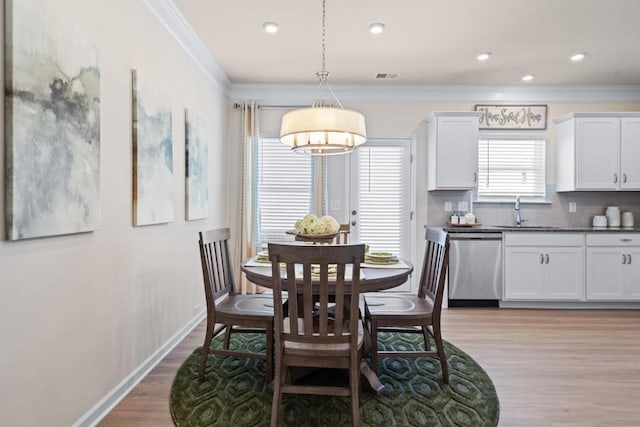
503, 233, 585, 301
586, 234, 640, 301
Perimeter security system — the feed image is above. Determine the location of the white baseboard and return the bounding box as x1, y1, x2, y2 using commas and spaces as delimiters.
73, 310, 206, 427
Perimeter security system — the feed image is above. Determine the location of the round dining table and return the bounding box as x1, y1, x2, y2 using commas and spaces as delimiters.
241, 255, 414, 393
241, 258, 414, 292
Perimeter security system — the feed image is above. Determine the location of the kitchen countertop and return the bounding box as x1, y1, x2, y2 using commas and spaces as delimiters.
436, 225, 640, 233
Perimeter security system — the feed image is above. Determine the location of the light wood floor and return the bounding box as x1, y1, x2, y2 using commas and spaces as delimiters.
99, 308, 640, 426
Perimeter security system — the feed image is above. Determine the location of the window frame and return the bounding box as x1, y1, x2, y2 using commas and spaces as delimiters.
255, 137, 314, 247
475, 131, 548, 204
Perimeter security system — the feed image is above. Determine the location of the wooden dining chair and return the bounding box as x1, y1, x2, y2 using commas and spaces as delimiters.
198, 228, 274, 384
268, 243, 366, 427
334, 223, 351, 244
364, 228, 451, 383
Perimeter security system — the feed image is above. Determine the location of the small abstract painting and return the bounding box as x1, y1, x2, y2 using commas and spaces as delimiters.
184, 109, 208, 220
4, 0, 101, 240
132, 70, 174, 226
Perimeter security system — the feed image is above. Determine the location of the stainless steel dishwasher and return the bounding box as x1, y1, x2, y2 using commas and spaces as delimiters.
448, 232, 502, 307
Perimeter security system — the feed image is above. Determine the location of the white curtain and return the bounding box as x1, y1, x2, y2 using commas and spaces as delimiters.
234, 101, 263, 294
311, 156, 327, 216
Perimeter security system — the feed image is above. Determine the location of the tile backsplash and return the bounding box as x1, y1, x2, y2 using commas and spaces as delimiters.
428, 187, 640, 227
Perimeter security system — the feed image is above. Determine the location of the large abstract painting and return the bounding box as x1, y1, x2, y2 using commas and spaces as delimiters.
185, 109, 208, 220
4, 0, 101, 240
132, 70, 174, 226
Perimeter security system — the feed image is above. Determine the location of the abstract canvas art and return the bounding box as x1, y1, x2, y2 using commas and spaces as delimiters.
4, 0, 101, 240
132, 70, 174, 226
184, 109, 208, 220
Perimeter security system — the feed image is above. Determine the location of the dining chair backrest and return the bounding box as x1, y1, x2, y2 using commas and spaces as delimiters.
417, 228, 450, 313
268, 243, 365, 348
199, 228, 235, 309
334, 223, 351, 244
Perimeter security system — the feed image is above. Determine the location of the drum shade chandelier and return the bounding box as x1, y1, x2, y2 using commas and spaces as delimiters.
279, 0, 367, 156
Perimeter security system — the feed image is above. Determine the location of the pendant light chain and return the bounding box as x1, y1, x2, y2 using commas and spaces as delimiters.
321, 0, 326, 75
315, 0, 343, 108
317, 0, 329, 85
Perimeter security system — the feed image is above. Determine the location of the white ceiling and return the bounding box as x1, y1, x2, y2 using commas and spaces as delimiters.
172, 0, 640, 87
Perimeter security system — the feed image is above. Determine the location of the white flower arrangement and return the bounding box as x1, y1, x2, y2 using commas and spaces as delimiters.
294, 214, 340, 235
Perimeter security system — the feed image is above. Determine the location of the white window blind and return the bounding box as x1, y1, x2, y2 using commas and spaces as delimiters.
357, 145, 407, 255
257, 138, 312, 245
478, 138, 546, 199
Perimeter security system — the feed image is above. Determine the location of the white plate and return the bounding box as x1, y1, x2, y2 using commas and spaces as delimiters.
366, 251, 398, 261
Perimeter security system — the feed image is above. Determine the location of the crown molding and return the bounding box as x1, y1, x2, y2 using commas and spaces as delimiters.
145, 1, 640, 106
143, 0, 230, 91
228, 83, 640, 105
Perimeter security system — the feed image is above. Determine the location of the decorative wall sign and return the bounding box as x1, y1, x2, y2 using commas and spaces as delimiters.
475, 105, 547, 130
184, 109, 208, 220
4, 0, 101, 240
132, 70, 174, 226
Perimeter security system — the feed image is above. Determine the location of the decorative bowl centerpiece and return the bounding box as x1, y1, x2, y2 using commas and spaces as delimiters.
287, 214, 340, 243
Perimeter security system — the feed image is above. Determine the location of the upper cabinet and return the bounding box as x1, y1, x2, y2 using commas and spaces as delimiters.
555, 112, 640, 191
426, 112, 480, 190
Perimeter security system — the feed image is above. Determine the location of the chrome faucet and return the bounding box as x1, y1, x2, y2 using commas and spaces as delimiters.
515, 195, 523, 226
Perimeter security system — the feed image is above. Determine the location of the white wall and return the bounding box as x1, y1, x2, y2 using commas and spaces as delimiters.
0, 1, 229, 426
248, 100, 640, 288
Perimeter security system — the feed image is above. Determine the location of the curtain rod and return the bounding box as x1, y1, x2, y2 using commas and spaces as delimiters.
233, 103, 307, 110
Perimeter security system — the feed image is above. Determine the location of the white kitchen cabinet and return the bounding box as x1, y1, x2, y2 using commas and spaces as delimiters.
555, 112, 640, 191
426, 112, 480, 190
503, 233, 584, 301
586, 234, 640, 300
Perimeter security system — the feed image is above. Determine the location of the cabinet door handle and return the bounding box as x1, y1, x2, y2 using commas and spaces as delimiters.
545, 253, 550, 264
623, 173, 628, 183
623, 254, 627, 264
539, 253, 544, 264
473, 172, 477, 183
629, 254, 632, 264
621, 238, 632, 242
613, 173, 618, 183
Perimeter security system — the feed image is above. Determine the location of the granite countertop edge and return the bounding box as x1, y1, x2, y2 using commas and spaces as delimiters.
432, 225, 640, 233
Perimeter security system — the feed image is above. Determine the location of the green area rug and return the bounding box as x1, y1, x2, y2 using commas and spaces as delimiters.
170, 332, 499, 426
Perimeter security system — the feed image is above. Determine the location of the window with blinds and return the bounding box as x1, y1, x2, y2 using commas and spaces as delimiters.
357, 144, 408, 256
257, 138, 312, 245
477, 138, 546, 200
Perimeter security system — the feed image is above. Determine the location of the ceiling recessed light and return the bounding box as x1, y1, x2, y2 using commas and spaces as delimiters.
369, 23, 385, 34
522, 74, 534, 82
263, 22, 278, 34
570, 52, 587, 62
477, 52, 491, 62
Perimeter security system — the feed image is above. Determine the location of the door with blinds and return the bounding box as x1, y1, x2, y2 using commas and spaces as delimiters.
349, 139, 413, 292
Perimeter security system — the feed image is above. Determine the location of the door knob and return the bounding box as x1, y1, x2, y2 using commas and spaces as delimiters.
351, 210, 357, 215
351, 221, 357, 226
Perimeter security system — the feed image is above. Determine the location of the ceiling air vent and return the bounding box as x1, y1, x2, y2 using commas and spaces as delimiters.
375, 73, 398, 79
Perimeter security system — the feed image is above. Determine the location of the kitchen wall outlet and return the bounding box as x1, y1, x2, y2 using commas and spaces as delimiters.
569, 202, 576, 213
444, 201, 453, 212
330, 200, 341, 211
457, 201, 469, 212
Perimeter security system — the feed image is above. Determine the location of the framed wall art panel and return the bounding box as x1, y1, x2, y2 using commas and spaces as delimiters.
4, 0, 101, 240
132, 70, 174, 226
184, 109, 208, 221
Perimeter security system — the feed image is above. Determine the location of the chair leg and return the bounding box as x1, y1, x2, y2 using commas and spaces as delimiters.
421, 325, 431, 351
433, 323, 449, 384
350, 354, 361, 427
270, 358, 285, 427
223, 324, 232, 349
265, 323, 274, 385
370, 320, 379, 374
199, 320, 216, 380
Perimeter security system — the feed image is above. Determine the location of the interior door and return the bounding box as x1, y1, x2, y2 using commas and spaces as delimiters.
349, 139, 413, 292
